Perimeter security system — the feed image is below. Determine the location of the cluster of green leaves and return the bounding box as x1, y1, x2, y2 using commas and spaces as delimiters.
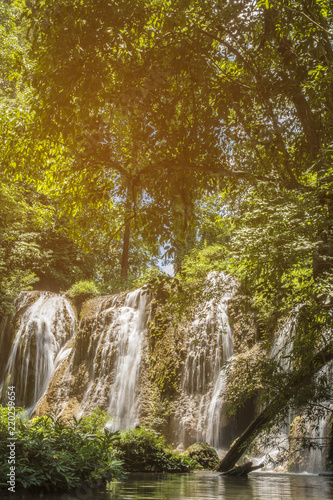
0, 0, 27, 103
0, 176, 98, 317
66, 280, 101, 302
0, 407, 124, 493
228, 186, 325, 318
0, 408, 197, 493
114, 427, 196, 473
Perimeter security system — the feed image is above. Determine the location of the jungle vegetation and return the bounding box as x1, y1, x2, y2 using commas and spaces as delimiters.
0, 0, 332, 472
0, 407, 194, 492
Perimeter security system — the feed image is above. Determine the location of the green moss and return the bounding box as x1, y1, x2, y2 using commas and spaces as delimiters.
183, 442, 219, 470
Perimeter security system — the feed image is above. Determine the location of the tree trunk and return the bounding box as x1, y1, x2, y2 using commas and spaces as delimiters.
121, 217, 130, 283
221, 461, 264, 476
216, 345, 333, 472
121, 192, 131, 283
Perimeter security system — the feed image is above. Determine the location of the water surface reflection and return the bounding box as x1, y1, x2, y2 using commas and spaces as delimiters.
105, 471, 333, 500
5, 472, 333, 500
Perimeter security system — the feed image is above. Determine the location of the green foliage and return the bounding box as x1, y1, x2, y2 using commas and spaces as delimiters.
0, 178, 97, 317
133, 266, 165, 289
6, 0, 332, 285
0, 407, 125, 493
66, 280, 101, 302
0, 408, 196, 493
181, 245, 229, 283
0, 0, 26, 102
227, 178, 333, 324
0, 182, 41, 316
114, 427, 195, 473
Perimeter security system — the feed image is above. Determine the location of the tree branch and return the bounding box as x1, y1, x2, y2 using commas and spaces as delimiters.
217, 343, 333, 472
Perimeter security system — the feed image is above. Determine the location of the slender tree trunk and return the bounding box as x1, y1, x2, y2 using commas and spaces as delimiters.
217, 345, 333, 472
121, 191, 131, 283
121, 218, 130, 283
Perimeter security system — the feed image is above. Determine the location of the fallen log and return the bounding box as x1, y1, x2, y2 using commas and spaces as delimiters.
221, 461, 264, 477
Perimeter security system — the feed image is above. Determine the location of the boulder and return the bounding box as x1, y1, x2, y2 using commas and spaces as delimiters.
183, 442, 219, 470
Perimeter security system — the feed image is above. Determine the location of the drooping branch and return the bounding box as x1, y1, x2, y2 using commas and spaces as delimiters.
217, 343, 333, 472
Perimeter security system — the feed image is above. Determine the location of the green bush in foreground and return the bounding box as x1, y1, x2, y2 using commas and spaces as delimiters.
0, 409, 195, 493
114, 427, 196, 472
0, 407, 124, 493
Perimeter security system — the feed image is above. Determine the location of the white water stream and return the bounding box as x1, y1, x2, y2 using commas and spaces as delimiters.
107, 289, 148, 430
67, 289, 150, 430
176, 272, 236, 449
0, 292, 76, 411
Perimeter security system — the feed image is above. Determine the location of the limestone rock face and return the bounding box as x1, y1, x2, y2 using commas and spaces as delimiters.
3, 274, 331, 475
0, 273, 259, 451
183, 442, 219, 469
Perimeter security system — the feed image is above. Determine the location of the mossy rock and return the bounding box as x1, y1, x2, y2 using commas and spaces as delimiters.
183, 442, 219, 470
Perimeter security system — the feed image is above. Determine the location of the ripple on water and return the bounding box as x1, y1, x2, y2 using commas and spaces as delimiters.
102, 471, 333, 500
3, 472, 333, 500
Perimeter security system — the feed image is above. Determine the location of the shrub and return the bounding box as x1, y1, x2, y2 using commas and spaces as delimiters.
114, 427, 196, 473
0, 407, 124, 493
133, 267, 165, 288
66, 280, 100, 302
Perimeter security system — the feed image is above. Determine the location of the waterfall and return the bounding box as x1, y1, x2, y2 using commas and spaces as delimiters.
174, 272, 236, 449
2, 282, 331, 474
305, 361, 333, 473
107, 289, 148, 430
0, 292, 76, 411
257, 308, 333, 473
53, 288, 149, 430
205, 295, 234, 447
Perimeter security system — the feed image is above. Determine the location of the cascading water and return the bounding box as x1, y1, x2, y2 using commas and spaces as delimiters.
1, 282, 331, 474
304, 361, 333, 473
45, 288, 150, 430
174, 272, 236, 449
0, 292, 76, 411
254, 310, 300, 468
205, 295, 234, 447
255, 307, 333, 473
107, 289, 149, 430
